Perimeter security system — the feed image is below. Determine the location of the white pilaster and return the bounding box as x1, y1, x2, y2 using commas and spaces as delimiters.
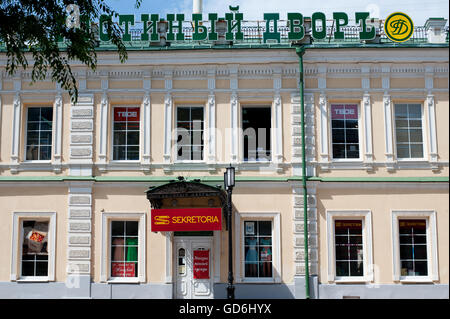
319, 93, 330, 171
426, 94, 439, 170
363, 93, 374, 170
10, 91, 21, 173
383, 94, 395, 171
52, 91, 63, 173
142, 93, 151, 168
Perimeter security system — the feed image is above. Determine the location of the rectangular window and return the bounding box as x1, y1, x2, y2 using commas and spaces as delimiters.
176, 106, 204, 161
399, 219, 428, 277
331, 104, 359, 159
244, 220, 272, 278
395, 104, 424, 159
242, 107, 271, 162
21, 220, 49, 277
110, 221, 139, 278
334, 220, 364, 277
26, 107, 53, 160
113, 107, 140, 160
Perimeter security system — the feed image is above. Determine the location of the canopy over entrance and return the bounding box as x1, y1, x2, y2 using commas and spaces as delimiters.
146, 176, 227, 210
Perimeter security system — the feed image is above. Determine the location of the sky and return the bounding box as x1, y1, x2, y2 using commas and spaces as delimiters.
105, 0, 449, 25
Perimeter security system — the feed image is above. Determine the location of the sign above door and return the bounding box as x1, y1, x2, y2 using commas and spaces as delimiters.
151, 208, 222, 232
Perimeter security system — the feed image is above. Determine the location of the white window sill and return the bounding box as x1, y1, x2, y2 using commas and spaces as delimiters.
16, 277, 50, 283
241, 278, 276, 284
334, 277, 370, 284
107, 278, 141, 284
399, 277, 434, 284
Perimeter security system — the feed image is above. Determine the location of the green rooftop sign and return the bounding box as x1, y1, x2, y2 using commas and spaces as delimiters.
97, 11, 385, 43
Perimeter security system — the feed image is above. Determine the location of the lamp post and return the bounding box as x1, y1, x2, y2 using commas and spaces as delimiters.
224, 165, 235, 299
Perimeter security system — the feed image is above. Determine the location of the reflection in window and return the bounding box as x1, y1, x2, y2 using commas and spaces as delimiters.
111, 221, 139, 278
242, 107, 271, 162
21, 220, 49, 277
331, 104, 359, 159
399, 219, 428, 277
176, 107, 204, 161
26, 107, 53, 160
244, 220, 272, 278
395, 104, 423, 159
113, 107, 140, 160
334, 220, 363, 277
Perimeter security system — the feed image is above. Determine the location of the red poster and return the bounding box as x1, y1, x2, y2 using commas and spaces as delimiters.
111, 262, 136, 277
193, 250, 210, 279
114, 107, 140, 121
151, 208, 222, 232
331, 104, 358, 119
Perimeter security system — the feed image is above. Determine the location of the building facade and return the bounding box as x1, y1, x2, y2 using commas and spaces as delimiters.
0, 14, 448, 299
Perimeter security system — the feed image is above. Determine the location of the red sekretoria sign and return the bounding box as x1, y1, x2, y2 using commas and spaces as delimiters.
151, 208, 222, 232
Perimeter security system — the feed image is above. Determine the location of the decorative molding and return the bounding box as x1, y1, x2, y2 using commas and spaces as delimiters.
10, 93, 21, 173
426, 95, 439, 171
293, 185, 318, 277
363, 94, 374, 171
69, 94, 94, 176
319, 93, 330, 171
67, 183, 93, 276
383, 94, 395, 171
142, 93, 151, 169
207, 94, 216, 163
52, 93, 63, 173
163, 93, 173, 166
273, 93, 283, 164
230, 92, 238, 163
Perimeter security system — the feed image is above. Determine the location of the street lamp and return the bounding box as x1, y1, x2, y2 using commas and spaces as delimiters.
224, 165, 235, 299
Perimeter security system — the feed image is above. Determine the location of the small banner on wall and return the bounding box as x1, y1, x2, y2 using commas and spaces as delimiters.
193, 250, 210, 279
151, 208, 222, 232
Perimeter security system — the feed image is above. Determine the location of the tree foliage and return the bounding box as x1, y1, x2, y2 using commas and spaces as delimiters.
0, 0, 141, 102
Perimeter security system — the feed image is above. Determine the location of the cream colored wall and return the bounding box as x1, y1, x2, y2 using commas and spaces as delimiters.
0, 186, 67, 282
317, 186, 449, 284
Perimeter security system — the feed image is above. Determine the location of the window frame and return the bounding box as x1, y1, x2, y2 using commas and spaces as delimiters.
240, 104, 273, 163
174, 105, 205, 163
23, 105, 54, 163
326, 210, 373, 283
393, 103, 427, 162
110, 105, 141, 163
100, 212, 146, 283
11, 212, 56, 282
235, 212, 281, 283
329, 103, 363, 162
391, 210, 438, 283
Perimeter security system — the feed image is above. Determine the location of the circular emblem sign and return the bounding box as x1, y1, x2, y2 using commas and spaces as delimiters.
384, 12, 414, 42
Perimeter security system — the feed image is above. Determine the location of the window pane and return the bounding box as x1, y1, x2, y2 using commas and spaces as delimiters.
396, 129, 409, 143
409, 129, 423, 143
346, 129, 359, 143
127, 146, 140, 160
40, 108, 53, 122
396, 145, 410, 158
111, 221, 139, 278
336, 261, 349, 277
126, 221, 139, 236
332, 129, 345, 143
39, 131, 52, 145
331, 119, 344, 128
242, 107, 271, 162
177, 108, 190, 121
400, 245, 413, 259
21, 220, 49, 277
410, 144, 423, 158
408, 105, 421, 118
395, 104, 408, 118
259, 262, 272, 277
112, 221, 125, 236
350, 261, 363, 276
113, 146, 126, 160
414, 261, 428, 276
39, 146, 52, 160
27, 108, 41, 121
332, 144, 346, 159
346, 144, 359, 158
346, 119, 358, 129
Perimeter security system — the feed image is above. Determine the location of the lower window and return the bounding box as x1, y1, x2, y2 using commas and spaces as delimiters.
334, 220, 363, 277
244, 220, 272, 278
399, 219, 428, 277
21, 220, 49, 277
110, 221, 139, 278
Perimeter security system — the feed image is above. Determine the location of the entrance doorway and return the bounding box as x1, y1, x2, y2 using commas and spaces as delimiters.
174, 236, 213, 299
